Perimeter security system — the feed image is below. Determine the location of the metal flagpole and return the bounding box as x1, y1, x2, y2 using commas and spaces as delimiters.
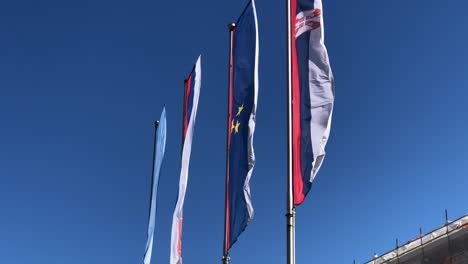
142, 119, 159, 264
419, 227, 426, 262
445, 209, 449, 224
445, 209, 452, 255
147, 120, 159, 220
222, 22, 236, 264
396, 239, 400, 264
286, 0, 296, 262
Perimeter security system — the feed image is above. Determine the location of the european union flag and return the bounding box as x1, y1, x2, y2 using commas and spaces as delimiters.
225, 0, 259, 251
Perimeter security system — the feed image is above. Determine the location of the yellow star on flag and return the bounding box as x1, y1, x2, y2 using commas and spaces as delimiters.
231, 119, 240, 134
236, 104, 244, 117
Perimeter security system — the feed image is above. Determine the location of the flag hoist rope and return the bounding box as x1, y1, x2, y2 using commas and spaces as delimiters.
286, 0, 296, 263
222, 22, 236, 264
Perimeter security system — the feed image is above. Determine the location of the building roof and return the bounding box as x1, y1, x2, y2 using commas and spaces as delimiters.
364, 214, 468, 264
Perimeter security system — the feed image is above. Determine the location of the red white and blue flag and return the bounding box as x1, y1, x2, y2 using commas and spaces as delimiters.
225, 0, 259, 252
290, 0, 334, 206
170, 56, 201, 264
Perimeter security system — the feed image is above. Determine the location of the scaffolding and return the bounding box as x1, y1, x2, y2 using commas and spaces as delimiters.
364, 214, 468, 264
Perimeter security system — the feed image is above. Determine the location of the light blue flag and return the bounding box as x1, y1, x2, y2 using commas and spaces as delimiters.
143, 107, 167, 264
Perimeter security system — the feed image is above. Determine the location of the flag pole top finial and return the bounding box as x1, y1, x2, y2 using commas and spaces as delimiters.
154, 120, 159, 127
228, 23, 236, 31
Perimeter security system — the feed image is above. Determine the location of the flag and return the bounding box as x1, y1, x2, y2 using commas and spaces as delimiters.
143, 107, 167, 264
225, 0, 259, 251
170, 56, 201, 264
290, 0, 334, 206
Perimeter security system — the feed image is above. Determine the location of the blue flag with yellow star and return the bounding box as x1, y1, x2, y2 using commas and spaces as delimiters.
225, 0, 259, 251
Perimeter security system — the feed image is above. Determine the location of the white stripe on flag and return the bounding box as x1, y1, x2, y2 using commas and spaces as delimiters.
243, 0, 259, 222
307, 0, 334, 184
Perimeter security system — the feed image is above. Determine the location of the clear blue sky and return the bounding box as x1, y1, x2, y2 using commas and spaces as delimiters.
1, 0, 468, 263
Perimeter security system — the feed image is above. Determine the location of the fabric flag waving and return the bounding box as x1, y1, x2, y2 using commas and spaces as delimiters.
143, 107, 167, 264
290, 0, 334, 206
225, 0, 259, 251
170, 56, 201, 264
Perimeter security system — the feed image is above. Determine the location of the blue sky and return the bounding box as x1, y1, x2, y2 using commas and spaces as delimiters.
1, 0, 468, 264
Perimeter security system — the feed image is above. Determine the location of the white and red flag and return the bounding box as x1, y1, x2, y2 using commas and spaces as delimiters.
290, 0, 334, 206
170, 56, 201, 264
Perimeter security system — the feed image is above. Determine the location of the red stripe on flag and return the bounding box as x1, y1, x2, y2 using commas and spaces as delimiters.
184, 75, 192, 138
177, 217, 183, 256
291, 0, 305, 206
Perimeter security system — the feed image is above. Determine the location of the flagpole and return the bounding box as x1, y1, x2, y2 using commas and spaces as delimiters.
396, 239, 400, 264
419, 227, 425, 260
148, 120, 159, 221
142, 118, 160, 264
223, 22, 236, 264
286, 0, 296, 263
